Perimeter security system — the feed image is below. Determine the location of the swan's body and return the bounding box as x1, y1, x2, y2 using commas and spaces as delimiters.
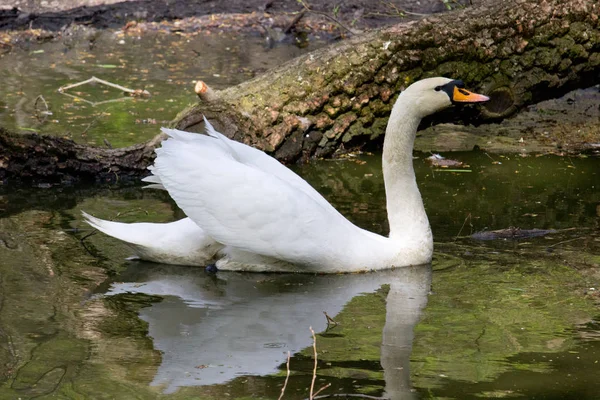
84, 77, 488, 273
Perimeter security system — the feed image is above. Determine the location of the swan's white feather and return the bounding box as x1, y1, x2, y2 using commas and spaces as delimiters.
142, 183, 166, 190
82, 211, 220, 265
142, 176, 161, 184
142, 166, 165, 189
156, 119, 336, 212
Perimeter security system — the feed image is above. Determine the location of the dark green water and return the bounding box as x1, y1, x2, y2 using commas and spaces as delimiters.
0, 30, 323, 147
0, 151, 598, 399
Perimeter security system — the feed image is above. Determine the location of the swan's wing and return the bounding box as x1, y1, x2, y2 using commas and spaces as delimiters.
142, 128, 229, 189
156, 119, 335, 211
152, 136, 355, 267
142, 166, 166, 190
204, 118, 333, 208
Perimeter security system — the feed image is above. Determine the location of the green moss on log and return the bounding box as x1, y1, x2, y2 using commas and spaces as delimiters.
175, 0, 599, 163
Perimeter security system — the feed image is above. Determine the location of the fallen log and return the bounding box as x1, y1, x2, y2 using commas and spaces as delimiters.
1, 0, 598, 182
180, 0, 599, 162
0, 127, 161, 183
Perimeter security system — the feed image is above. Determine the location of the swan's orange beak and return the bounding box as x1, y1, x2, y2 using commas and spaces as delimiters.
452, 86, 489, 103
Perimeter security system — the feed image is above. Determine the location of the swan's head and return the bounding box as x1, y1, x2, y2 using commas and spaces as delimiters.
401, 77, 489, 118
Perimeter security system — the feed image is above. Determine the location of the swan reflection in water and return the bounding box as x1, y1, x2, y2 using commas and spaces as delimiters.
104, 264, 432, 397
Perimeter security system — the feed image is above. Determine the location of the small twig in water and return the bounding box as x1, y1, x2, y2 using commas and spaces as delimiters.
455, 213, 472, 240
309, 326, 319, 399
81, 118, 97, 137
278, 351, 291, 400
34, 94, 51, 117
79, 230, 98, 257
323, 311, 338, 328
306, 329, 332, 399
483, 152, 497, 162
58, 76, 150, 97
313, 383, 332, 398
546, 236, 587, 249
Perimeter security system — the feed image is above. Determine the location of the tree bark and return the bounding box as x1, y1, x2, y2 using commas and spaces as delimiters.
1, 0, 599, 182
0, 127, 161, 183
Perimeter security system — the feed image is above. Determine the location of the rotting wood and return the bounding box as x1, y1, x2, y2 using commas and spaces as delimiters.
1, 0, 599, 182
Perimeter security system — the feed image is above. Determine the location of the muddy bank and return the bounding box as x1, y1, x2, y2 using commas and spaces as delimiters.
0, 0, 467, 39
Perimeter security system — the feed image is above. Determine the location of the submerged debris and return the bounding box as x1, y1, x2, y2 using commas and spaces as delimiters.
471, 227, 557, 241
426, 154, 467, 168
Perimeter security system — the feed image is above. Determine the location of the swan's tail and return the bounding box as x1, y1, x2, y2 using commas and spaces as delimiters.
82, 211, 144, 245
81, 212, 221, 266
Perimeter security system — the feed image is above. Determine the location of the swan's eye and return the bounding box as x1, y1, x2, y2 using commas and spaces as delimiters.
434, 86, 442, 91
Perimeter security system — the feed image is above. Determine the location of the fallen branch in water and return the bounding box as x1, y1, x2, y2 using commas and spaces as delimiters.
59, 90, 135, 107
0, 126, 161, 184
470, 227, 557, 241
58, 76, 150, 97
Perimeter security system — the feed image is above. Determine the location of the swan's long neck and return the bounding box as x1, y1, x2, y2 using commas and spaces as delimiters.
382, 93, 431, 243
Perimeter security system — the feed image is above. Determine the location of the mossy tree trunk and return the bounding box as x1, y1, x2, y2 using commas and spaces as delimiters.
1, 0, 598, 182
179, 0, 599, 162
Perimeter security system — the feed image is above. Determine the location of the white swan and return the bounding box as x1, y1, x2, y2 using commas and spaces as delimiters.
83, 77, 488, 273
